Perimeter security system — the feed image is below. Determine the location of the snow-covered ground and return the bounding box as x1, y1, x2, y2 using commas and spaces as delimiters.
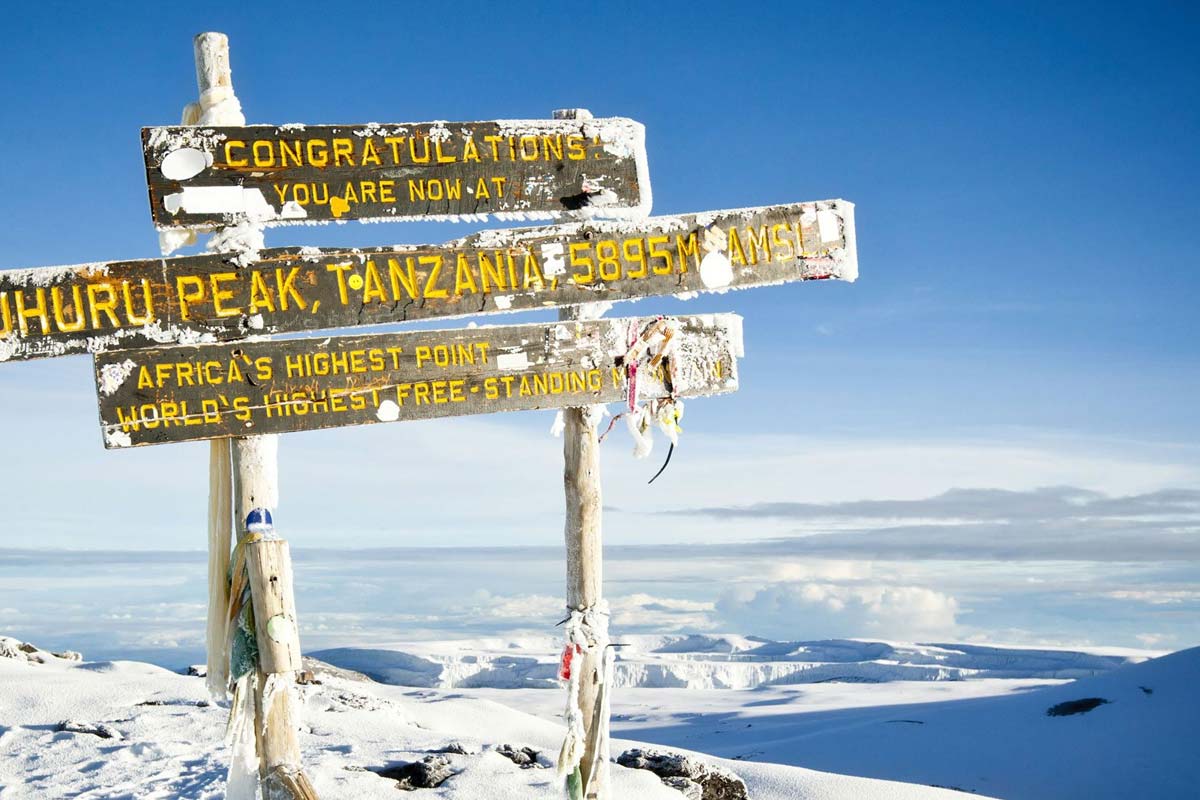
314, 636, 1199, 799
2, 634, 1196, 799
0, 636, 990, 800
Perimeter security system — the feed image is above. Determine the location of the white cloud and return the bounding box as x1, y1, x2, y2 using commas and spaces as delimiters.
1105, 590, 1200, 605
466, 591, 563, 620
765, 560, 875, 583
609, 593, 718, 631
644, 486, 1200, 561
717, 580, 959, 641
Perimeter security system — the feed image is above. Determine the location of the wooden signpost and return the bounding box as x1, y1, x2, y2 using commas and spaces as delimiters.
92, 314, 742, 448
0, 27, 859, 800
0, 201, 852, 364
176, 32, 318, 800
143, 118, 650, 228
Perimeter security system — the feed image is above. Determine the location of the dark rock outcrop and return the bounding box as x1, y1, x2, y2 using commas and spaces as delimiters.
617, 748, 747, 800
1046, 697, 1110, 717
57, 720, 121, 740
496, 744, 545, 769
376, 754, 455, 790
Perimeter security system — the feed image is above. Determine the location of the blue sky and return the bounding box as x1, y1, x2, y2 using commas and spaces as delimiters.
0, 1, 1198, 658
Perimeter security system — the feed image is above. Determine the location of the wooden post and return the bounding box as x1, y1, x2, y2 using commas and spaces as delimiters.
205, 439, 233, 699
555, 106, 610, 800
189, 33, 316, 800
232, 429, 315, 800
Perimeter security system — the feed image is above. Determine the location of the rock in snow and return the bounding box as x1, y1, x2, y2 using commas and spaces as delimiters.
56, 720, 121, 740
1045, 697, 1110, 717
618, 748, 748, 800
495, 743, 545, 768
376, 754, 456, 790
0, 636, 81, 666
662, 775, 704, 799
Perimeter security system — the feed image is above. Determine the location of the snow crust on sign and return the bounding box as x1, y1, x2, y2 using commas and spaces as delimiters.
0, 637, 997, 800
96, 359, 136, 396
0, 261, 111, 289
1, 313, 218, 364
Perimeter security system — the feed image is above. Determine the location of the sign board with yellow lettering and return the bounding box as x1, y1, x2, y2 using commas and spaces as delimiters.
142, 118, 650, 228
0, 201, 851, 364
93, 314, 742, 448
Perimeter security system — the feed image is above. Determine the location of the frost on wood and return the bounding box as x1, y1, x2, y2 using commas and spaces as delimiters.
142, 118, 650, 230
233, 436, 279, 511
97, 358, 136, 396
93, 314, 742, 447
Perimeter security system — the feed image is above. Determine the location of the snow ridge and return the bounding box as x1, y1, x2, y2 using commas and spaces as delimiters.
312, 635, 1150, 691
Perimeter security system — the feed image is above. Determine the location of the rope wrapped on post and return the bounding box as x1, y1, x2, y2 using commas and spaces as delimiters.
222, 509, 317, 800
556, 600, 613, 800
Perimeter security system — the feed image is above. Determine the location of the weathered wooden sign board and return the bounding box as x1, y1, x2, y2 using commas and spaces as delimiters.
93, 314, 742, 448
142, 118, 650, 228
1, 200, 851, 364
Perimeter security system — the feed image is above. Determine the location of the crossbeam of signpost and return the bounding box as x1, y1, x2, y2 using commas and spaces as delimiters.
142, 117, 651, 229
91, 314, 743, 448
0, 201, 852, 364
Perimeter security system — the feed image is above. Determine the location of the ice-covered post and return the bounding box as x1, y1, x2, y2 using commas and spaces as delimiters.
187, 32, 317, 800
554, 107, 612, 800
234, 440, 315, 799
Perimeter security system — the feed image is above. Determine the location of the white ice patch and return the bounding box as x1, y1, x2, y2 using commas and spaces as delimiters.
817, 209, 842, 243
206, 221, 265, 266
375, 400, 401, 422
728, 314, 745, 357
497, 352, 530, 371
279, 201, 307, 219
159, 147, 209, 181
585, 189, 620, 208
98, 359, 137, 396
699, 252, 733, 289
104, 429, 132, 449
158, 228, 197, 256
540, 242, 567, 276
